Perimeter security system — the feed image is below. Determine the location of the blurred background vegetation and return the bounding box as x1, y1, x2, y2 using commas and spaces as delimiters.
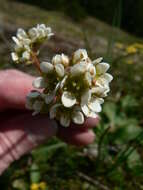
17, 0, 143, 37
0, 0, 143, 189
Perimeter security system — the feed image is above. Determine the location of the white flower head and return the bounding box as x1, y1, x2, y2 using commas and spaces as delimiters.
11, 26, 113, 127
11, 24, 54, 64
52, 54, 69, 67
72, 49, 89, 64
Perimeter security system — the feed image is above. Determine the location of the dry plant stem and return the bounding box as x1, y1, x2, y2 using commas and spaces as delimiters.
31, 51, 42, 74
77, 172, 109, 190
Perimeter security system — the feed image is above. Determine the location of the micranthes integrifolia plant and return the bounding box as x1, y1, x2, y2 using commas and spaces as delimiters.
11, 24, 113, 127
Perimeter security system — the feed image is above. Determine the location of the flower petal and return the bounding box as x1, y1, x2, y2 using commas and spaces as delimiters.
87, 111, 98, 118
33, 100, 43, 112
92, 57, 103, 65
61, 91, 76, 108
60, 114, 70, 127
40, 62, 54, 73
45, 93, 55, 104
73, 49, 88, 64
17, 28, 28, 40
32, 77, 47, 89
103, 73, 113, 83
55, 63, 65, 77
49, 104, 61, 119
27, 91, 41, 99
12, 36, 21, 47
96, 62, 110, 74
72, 111, 84, 125
11, 52, 19, 62
81, 89, 91, 105
81, 104, 90, 117
52, 54, 62, 65
22, 51, 30, 61
88, 98, 102, 113
85, 72, 92, 86
70, 62, 87, 77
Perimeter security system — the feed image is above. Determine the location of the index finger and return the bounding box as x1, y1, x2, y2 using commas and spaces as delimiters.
0, 69, 34, 111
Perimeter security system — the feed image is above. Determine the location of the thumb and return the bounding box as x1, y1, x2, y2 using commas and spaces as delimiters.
0, 113, 57, 174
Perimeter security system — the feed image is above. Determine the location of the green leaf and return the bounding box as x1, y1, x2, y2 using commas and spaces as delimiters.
103, 102, 117, 124
127, 150, 141, 169
30, 163, 41, 183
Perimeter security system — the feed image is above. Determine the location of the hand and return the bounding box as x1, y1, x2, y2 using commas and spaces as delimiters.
0, 69, 99, 174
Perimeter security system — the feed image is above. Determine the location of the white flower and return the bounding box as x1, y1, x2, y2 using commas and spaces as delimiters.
11, 52, 19, 62
25, 91, 41, 110
37, 24, 54, 38
81, 97, 104, 118
73, 49, 89, 64
54, 63, 65, 77
52, 54, 69, 67
70, 61, 87, 77
49, 103, 61, 119
44, 92, 55, 104
72, 111, 84, 125
81, 89, 91, 105
32, 100, 44, 116
87, 63, 96, 76
85, 72, 92, 86
60, 113, 70, 127
12, 24, 54, 64
28, 27, 39, 42
61, 91, 76, 108
40, 61, 65, 77
32, 77, 47, 89
91, 86, 110, 97
22, 51, 31, 61
96, 73, 113, 88
92, 57, 103, 65
40, 62, 54, 73
28, 24, 53, 42
17, 28, 28, 40
96, 62, 110, 75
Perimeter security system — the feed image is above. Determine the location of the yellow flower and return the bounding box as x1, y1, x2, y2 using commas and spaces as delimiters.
126, 60, 134, 65
132, 43, 143, 49
30, 182, 47, 190
39, 182, 47, 190
30, 183, 39, 190
115, 42, 124, 49
126, 46, 137, 54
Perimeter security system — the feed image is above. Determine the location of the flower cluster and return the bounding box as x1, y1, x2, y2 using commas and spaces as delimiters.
11, 24, 113, 127
11, 24, 53, 64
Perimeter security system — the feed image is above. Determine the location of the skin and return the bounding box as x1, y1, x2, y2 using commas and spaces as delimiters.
0, 69, 99, 174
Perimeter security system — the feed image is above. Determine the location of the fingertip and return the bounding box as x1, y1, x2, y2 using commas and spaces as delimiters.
83, 117, 100, 128
71, 130, 95, 146
58, 126, 95, 146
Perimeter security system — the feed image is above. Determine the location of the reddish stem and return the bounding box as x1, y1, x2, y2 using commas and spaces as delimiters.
31, 52, 42, 75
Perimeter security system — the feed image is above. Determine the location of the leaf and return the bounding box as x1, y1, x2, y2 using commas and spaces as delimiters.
103, 102, 117, 123
121, 95, 138, 109
30, 163, 41, 183
127, 150, 142, 169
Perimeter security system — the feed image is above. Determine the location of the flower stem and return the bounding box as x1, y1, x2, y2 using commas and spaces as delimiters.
31, 51, 42, 74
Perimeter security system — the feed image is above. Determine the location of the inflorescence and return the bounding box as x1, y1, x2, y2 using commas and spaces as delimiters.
11, 24, 113, 127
